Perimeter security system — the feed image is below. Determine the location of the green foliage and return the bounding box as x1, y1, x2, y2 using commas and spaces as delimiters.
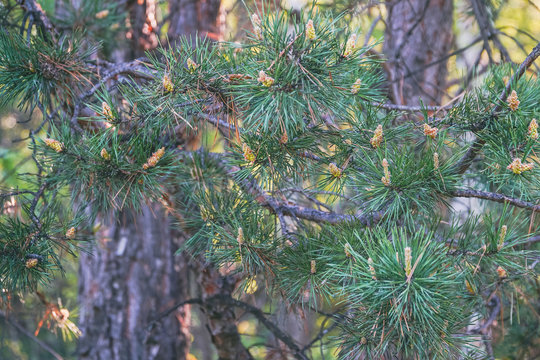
0, 31, 94, 109
337, 227, 475, 359
1, 2, 539, 359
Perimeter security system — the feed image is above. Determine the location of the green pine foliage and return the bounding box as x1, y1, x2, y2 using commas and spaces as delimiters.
1, 2, 539, 359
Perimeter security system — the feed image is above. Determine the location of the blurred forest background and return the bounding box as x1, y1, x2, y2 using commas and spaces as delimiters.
1, 0, 539, 359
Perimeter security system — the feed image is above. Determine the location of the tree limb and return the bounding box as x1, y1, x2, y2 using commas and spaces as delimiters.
197, 151, 383, 226
451, 189, 540, 212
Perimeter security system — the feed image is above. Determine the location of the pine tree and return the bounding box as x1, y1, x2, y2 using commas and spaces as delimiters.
1, 0, 540, 359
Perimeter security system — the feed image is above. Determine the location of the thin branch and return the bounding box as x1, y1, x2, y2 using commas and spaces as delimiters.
370, 101, 452, 112
146, 298, 202, 332
523, 234, 540, 245
213, 295, 309, 360
455, 41, 540, 174
70, 59, 153, 131
301, 319, 339, 352
195, 151, 382, 226
0, 310, 64, 360
364, 15, 381, 47
470, 0, 495, 64
16, 0, 57, 40
146, 295, 308, 360
451, 189, 540, 212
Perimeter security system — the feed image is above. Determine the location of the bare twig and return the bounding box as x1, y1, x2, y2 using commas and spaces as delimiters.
0, 310, 64, 360
370, 101, 452, 112
451, 189, 540, 212
146, 295, 309, 360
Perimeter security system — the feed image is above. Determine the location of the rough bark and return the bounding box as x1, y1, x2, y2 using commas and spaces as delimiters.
197, 264, 254, 360
126, 0, 159, 58
167, 1, 255, 358
384, 0, 454, 105
74, 1, 192, 358
78, 206, 190, 360
168, 0, 222, 41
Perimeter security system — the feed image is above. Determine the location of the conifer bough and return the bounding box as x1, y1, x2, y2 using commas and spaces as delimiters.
0, 3, 539, 359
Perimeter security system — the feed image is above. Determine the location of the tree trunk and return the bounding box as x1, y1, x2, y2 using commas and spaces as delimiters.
197, 263, 254, 360
168, 0, 222, 41
78, 206, 190, 360
76, 1, 237, 359
126, 0, 159, 58
77, 2, 191, 358
384, 0, 454, 105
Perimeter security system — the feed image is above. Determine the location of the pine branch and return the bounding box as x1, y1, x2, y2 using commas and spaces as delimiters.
455, 40, 540, 174
16, 0, 57, 39
195, 150, 382, 226
70, 58, 153, 131
451, 189, 540, 212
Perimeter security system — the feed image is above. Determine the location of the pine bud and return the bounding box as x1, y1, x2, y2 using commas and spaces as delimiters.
423, 124, 438, 139
242, 143, 256, 164
381, 158, 391, 186
344, 242, 352, 258
497, 225, 507, 251
370, 125, 383, 148
237, 227, 244, 246
187, 58, 198, 73
502, 76, 509, 85
465, 279, 475, 294
306, 20, 316, 40
163, 74, 174, 92
404, 247, 412, 276
497, 266, 507, 279
143, 147, 165, 169
367, 257, 376, 280
433, 152, 439, 170
257, 70, 274, 87
251, 13, 261, 26
44, 138, 64, 153
351, 79, 362, 94
344, 34, 357, 57
507, 158, 534, 174
310, 260, 316, 274
251, 14, 263, 40
66, 227, 76, 239
329, 162, 342, 178
244, 277, 258, 294
102, 102, 114, 122
528, 118, 538, 140
506, 90, 519, 111
26, 258, 38, 269
101, 148, 111, 160
279, 131, 288, 144
95, 9, 109, 19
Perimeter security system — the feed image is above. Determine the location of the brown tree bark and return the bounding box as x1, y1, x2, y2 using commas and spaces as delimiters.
76, 1, 250, 359
78, 206, 190, 360
76, 1, 193, 359
197, 264, 254, 360
383, 0, 454, 106
168, 0, 222, 41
